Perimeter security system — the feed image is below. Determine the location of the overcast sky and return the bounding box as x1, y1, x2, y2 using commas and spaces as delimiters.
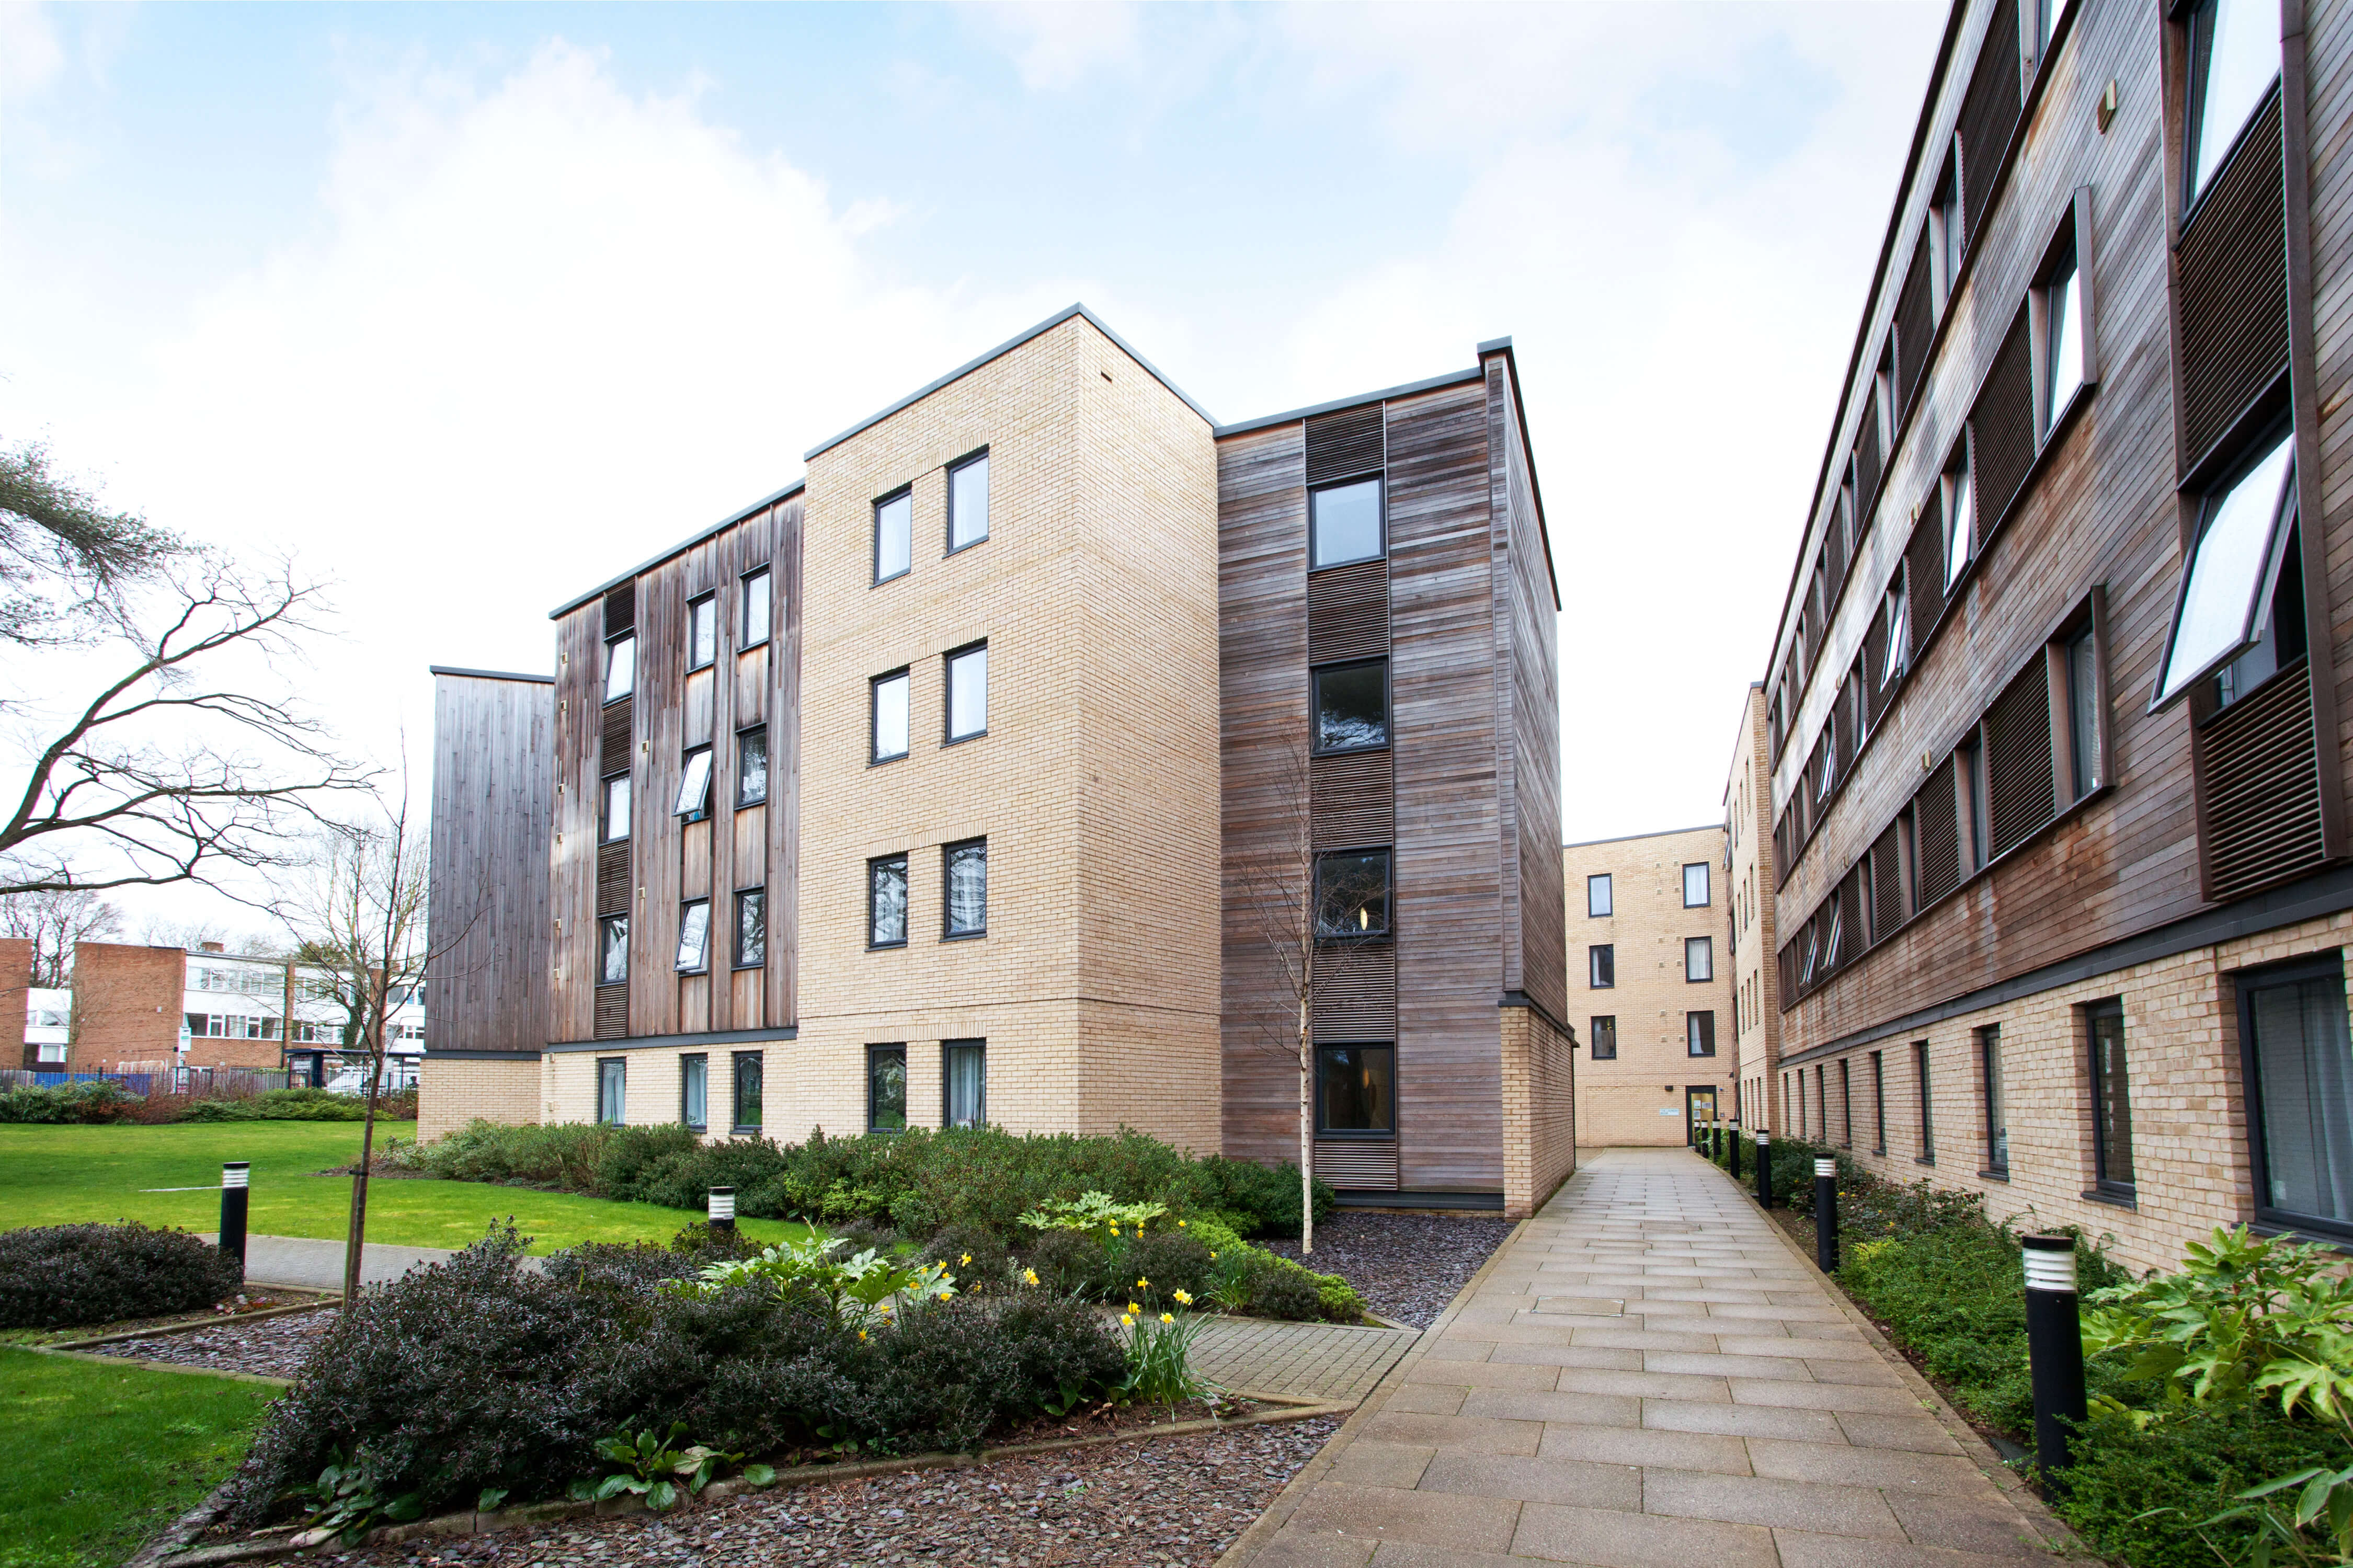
0, 0, 1944, 932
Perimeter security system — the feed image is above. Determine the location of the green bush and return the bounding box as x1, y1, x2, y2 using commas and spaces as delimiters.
0, 1081, 140, 1124
2057, 1396, 2353, 1568
175, 1088, 380, 1123
0, 1220, 245, 1328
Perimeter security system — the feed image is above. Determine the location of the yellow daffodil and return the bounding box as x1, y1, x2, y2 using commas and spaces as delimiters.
1173, 1290, 1193, 1306
960, 1253, 972, 1266
1023, 1268, 1040, 1286
1160, 1313, 1174, 1324
1126, 1301, 1141, 1314
1209, 1251, 1218, 1260
1120, 1314, 1135, 1327
858, 1330, 867, 1341
1177, 1219, 1186, 1227
1136, 1277, 1149, 1288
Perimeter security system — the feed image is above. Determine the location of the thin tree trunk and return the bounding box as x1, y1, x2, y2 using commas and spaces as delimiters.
341, 983, 383, 1303
1298, 938, 1315, 1259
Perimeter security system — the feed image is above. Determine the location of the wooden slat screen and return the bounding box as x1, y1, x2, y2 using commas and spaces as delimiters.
1313, 942, 1397, 1040
593, 983, 627, 1040
1307, 558, 1390, 663
600, 695, 633, 776
2177, 94, 2289, 466
1824, 509, 1849, 602
1970, 310, 2038, 536
1312, 749, 1395, 850
1870, 821, 1904, 942
2201, 665, 2326, 900
603, 585, 635, 636
597, 842, 630, 917
1836, 673, 1859, 777
1837, 872, 1865, 971
1916, 757, 1961, 905
1985, 659, 2055, 859
1895, 236, 1936, 416
1906, 510, 1948, 649
1304, 404, 1385, 486
1862, 606, 1890, 731
1956, 0, 2021, 252
1314, 1139, 1399, 1190
1856, 402, 1884, 520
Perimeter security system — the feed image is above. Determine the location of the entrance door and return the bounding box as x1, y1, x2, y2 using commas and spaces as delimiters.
1685, 1085, 1718, 1145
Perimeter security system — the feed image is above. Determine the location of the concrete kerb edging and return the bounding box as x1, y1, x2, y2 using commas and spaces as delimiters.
155, 1395, 1354, 1567
1690, 1148, 2092, 1556
1211, 1206, 1539, 1568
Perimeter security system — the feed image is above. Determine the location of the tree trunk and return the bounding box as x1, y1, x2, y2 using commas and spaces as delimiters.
1298, 994, 1314, 1258
341, 983, 383, 1304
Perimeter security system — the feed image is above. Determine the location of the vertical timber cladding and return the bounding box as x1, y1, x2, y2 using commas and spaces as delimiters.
2177, 95, 2289, 467
426, 672, 554, 1056
548, 599, 611, 1045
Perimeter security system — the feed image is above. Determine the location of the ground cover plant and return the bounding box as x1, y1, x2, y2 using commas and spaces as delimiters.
0, 1220, 244, 1330
0, 1345, 280, 1568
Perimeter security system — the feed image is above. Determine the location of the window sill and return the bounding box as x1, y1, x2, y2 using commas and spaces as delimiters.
867, 940, 907, 953
1979, 1168, 2011, 1182
684, 1124, 707, 1135
944, 729, 988, 748
1916, 1155, 1936, 1166
731, 962, 765, 972
1313, 1129, 1396, 1141
676, 968, 711, 978
603, 694, 632, 707
736, 798, 767, 811
869, 754, 908, 769
2081, 1187, 2138, 1210
1312, 742, 1391, 760
945, 537, 988, 558
942, 930, 987, 943
870, 571, 908, 590
730, 1126, 761, 1138
688, 659, 714, 675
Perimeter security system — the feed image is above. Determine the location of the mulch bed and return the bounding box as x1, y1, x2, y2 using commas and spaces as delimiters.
321, 1415, 1343, 1568
7, 1290, 325, 1348
1263, 1211, 1515, 1327
85, 1302, 335, 1379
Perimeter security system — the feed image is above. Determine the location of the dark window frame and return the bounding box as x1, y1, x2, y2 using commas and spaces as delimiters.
1314, 1041, 1397, 1138
871, 668, 911, 765
734, 886, 767, 970
1314, 846, 1392, 940
946, 447, 990, 556
676, 897, 712, 975
736, 726, 769, 808
1309, 658, 1390, 756
2157, 419, 2303, 717
867, 853, 909, 950
867, 1042, 908, 1133
1685, 936, 1714, 983
597, 1056, 625, 1126
2030, 193, 2100, 446
2179, 0, 2283, 229
600, 772, 631, 844
2235, 952, 2353, 1242
1839, 1057, 1854, 1148
1590, 1016, 1617, 1061
1587, 873, 1613, 918
942, 837, 988, 940
1682, 861, 1711, 908
873, 486, 914, 587
1979, 1024, 2009, 1177
598, 913, 630, 986
731, 1049, 763, 1135
680, 1052, 709, 1131
603, 631, 635, 706
942, 1038, 987, 1129
943, 640, 988, 745
687, 593, 718, 672
1871, 1050, 1888, 1154
2084, 997, 2135, 1198
1590, 944, 1615, 989
1915, 1040, 1936, 1164
1687, 1011, 1717, 1058
740, 566, 773, 648
1308, 475, 1387, 570
676, 745, 714, 824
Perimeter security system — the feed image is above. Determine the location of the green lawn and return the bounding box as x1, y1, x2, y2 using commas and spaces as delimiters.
0, 1122, 808, 1253
0, 1347, 280, 1568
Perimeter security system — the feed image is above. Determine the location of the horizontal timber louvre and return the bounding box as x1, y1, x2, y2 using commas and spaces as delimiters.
1894, 238, 1936, 416
1304, 404, 1384, 487
1970, 310, 2038, 536
1956, 0, 2023, 253
2199, 667, 2325, 901
1984, 660, 2056, 860
2177, 94, 2289, 466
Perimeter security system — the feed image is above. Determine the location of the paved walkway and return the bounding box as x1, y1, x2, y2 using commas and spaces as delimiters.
201, 1234, 544, 1291
1198, 1315, 1421, 1402
1226, 1147, 2075, 1567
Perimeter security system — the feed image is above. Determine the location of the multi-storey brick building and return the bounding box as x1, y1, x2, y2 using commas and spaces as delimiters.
1559, 827, 1734, 1146
425, 307, 1570, 1214
1723, 685, 1782, 1129
1756, 0, 2353, 1269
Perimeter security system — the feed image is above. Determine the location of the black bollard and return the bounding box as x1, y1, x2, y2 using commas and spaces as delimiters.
1729, 1120, 1742, 1180
1711, 1118, 1722, 1162
2022, 1234, 2088, 1476
1755, 1130, 1773, 1207
1814, 1158, 1839, 1272
219, 1161, 249, 1270
708, 1185, 736, 1233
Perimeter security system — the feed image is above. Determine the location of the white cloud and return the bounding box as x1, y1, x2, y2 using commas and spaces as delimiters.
0, 2, 64, 101
972, 2, 1144, 90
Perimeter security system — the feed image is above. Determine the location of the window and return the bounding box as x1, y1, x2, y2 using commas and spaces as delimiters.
874, 490, 913, 583
1931, 156, 1961, 310
2155, 429, 2299, 707
36, 1041, 64, 1063
2066, 626, 2102, 798
872, 670, 910, 762
599, 914, 629, 985
741, 568, 772, 647
869, 854, 908, 948
1312, 661, 1388, 753
1687, 1011, 1717, 1057
688, 595, 717, 670
1310, 478, 1383, 568
1959, 737, 1990, 873
735, 888, 767, 969
943, 839, 987, 938
949, 451, 989, 552
1316, 850, 1391, 937
1882, 583, 1909, 686
1979, 1024, 2008, 1175
943, 1039, 986, 1128
1915, 1040, 1935, 1162
1682, 862, 1710, 908
674, 748, 714, 820
867, 1044, 907, 1131
604, 634, 634, 703
945, 643, 988, 741
1590, 945, 1615, 988
1871, 1051, 1888, 1154
2240, 957, 2353, 1233
597, 1058, 625, 1126
737, 728, 769, 808
1590, 1016, 1617, 1060
1587, 874, 1613, 918
1942, 447, 1975, 589
600, 774, 631, 843
733, 1050, 763, 1132
1317, 1044, 1395, 1134
2086, 1000, 2134, 1196
2185, 0, 2281, 208
681, 1054, 708, 1130
1685, 937, 1713, 983
676, 899, 711, 972
2041, 250, 2086, 432
1839, 1058, 1853, 1147
2039, 0, 2074, 54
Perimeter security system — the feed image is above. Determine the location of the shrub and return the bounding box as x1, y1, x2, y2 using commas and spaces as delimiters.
175, 1088, 383, 1123
0, 1080, 139, 1125
1243, 1265, 1325, 1321
920, 1222, 1013, 1288
1118, 1232, 1215, 1309
0, 1221, 245, 1328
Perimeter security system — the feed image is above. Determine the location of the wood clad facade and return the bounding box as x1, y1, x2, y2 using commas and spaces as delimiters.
426, 670, 555, 1057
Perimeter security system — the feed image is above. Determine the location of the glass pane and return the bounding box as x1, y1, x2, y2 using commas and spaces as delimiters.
738, 729, 768, 806
603, 776, 631, 842
1983, 1031, 2007, 1169
2251, 975, 2353, 1221
600, 1059, 625, 1125
1589, 874, 1613, 918
1319, 1046, 1395, 1132
1686, 938, 1712, 982
676, 901, 711, 971
600, 916, 629, 985
1883, 589, 1909, 684
682, 1057, 706, 1128
2069, 632, 2099, 796
1591, 945, 1614, 987
869, 1047, 907, 1131
1316, 851, 1389, 936
737, 891, 766, 967
2091, 1007, 2133, 1187
1314, 663, 1387, 751
690, 599, 716, 667
951, 455, 989, 550
1944, 467, 1973, 587
945, 842, 987, 936
735, 1053, 763, 1128
1688, 1012, 1716, 1056
876, 494, 912, 580
1591, 1017, 1616, 1059
949, 647, 988, 739
871, 858, 907, 945
874, 673, 909, 760
944, 1042, 986, 1128
1311, 479, 1383, 568
604, 635, 634, 702
1684, 863, 1709, 906
673, 750, 714, 816
2160, 435, 2294, 702
2047, 268, 2084, 421
743, 571, 771, 645
2190, 0, 2281, 201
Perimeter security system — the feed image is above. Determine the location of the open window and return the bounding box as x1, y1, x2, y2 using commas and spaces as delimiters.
674, 748, 714, 821
2184, 0, 2282, 210
2154, 427, 2298, 708
1942, 442, 1975, 589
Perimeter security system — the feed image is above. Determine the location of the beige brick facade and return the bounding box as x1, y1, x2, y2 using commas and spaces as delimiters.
1723, 685, 1780, 1131
1499, 1006, 1576, 1216
418, 1056, 540, 1140
1561, 826, 1733, 1147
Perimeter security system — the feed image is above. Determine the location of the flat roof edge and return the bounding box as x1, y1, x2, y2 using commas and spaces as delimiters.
1561, 823, 1723, 850
429, 666, 554, 684
549, 479, 807, 621
1213, 364, 1484, 438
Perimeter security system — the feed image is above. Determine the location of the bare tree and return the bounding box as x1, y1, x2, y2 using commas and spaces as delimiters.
1231, 738, 1393, 1258
0, 887, 121, 987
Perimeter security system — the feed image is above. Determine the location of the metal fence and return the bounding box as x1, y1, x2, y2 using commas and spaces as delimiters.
0, 1066, 294, 1096
0, 1068, 157, 1094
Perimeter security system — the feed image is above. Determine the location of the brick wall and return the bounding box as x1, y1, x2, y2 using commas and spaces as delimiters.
1724, 686, 1781, 1130
1, 937, 28, 1069
1500, 1005, 1576, 1216
417, 1057, 542, 1141
70, 942, 185, 1072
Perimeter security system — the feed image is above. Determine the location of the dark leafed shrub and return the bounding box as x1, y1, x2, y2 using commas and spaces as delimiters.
591, 1124, 704, 1195
1118, 1232, 1214, 1308
827, 1217, 900, 1257
921, 1222, 1013, 1288
667, 1221, 767, 1264
1021, 1230, 1099, 1295
0, 1221, 245, 1328
0, 1081, 139, 1124
1244, 1264, 1326, 1322
2055, 1397, 2353, 1568
395, 1119, 614, 1188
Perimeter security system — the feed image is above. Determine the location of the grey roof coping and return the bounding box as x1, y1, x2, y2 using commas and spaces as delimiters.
1210, 365, 1485, 438
1561, 823, 1723, 850
428, 666, 554, 684
547, 479, 808, 622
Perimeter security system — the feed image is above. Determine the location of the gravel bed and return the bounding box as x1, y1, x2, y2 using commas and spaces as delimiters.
1264, 1211, 1515, 1327
328, 1415, 1342, 1568
87, 1305, 335, 1379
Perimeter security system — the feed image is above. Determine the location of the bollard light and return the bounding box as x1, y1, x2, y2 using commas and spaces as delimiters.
219, 1162, 250, 1272
1729, 1119, 1742, 1180
2021, 1234, 2088, 1475
707, 1185, 736, 1233
1813, 1158, 1839, 1272
1755, 1130, 1773, 1207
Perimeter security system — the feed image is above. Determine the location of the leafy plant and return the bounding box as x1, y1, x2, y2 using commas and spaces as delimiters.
289, 1451, 422, 1546
1116, 1299, 1214, 1413
1016, 1190, 1169, 1236
668, 1234, 954, 1327
567, 1423, 772, 1513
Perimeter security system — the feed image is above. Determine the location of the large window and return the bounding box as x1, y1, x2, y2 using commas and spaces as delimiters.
1590, 1016, 1617, 1061
872, 669, 910, 762
733, 1050, 763, 1132
1685, 937, 1713, 982
1312, 661, 1388, 753
2185, 0, 2282, 207
1590, 945, 1615, 988
600, 774, 631, 843
1317, 1044, 1395, 1134
597, 1057, 625, 1126
2156, 429, 2300, 708
869, 854, 908, 948
1979, 1024, 2008, 1176
1915, 1040, 1935, 1163
680, 1054, 707, 1131
1310, 478, 1383, 569
1587, 874, 1613, 918
2086, 1000, 2134, 1197
741, 568, 772, 647
2240, 957, 2353, 1235
943, 1039, 986, 1128
2066, 626, 2101, 798
735, 888, 767, 969
1682, 862, 1710, 908
1687, 1011, 1716, 1058
604, 633, 635, 703
875, 490, 913, 583
1871, 1051, 1887, 1155
1315, 849, 1390, 937
944, 839, 988, 938
688, 594, 717, 670
2040, 247, 2086, 432
1942, 447, 1975, 589
737, 727, 768, 807
868, 1044, 907, 1132
598, 914, 629, 985
676, 899, 711, 973
949, 451, 989, 552
945, 643, 988, 741
1839, 1059, 1853, 1147
674, 748, 714, 821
